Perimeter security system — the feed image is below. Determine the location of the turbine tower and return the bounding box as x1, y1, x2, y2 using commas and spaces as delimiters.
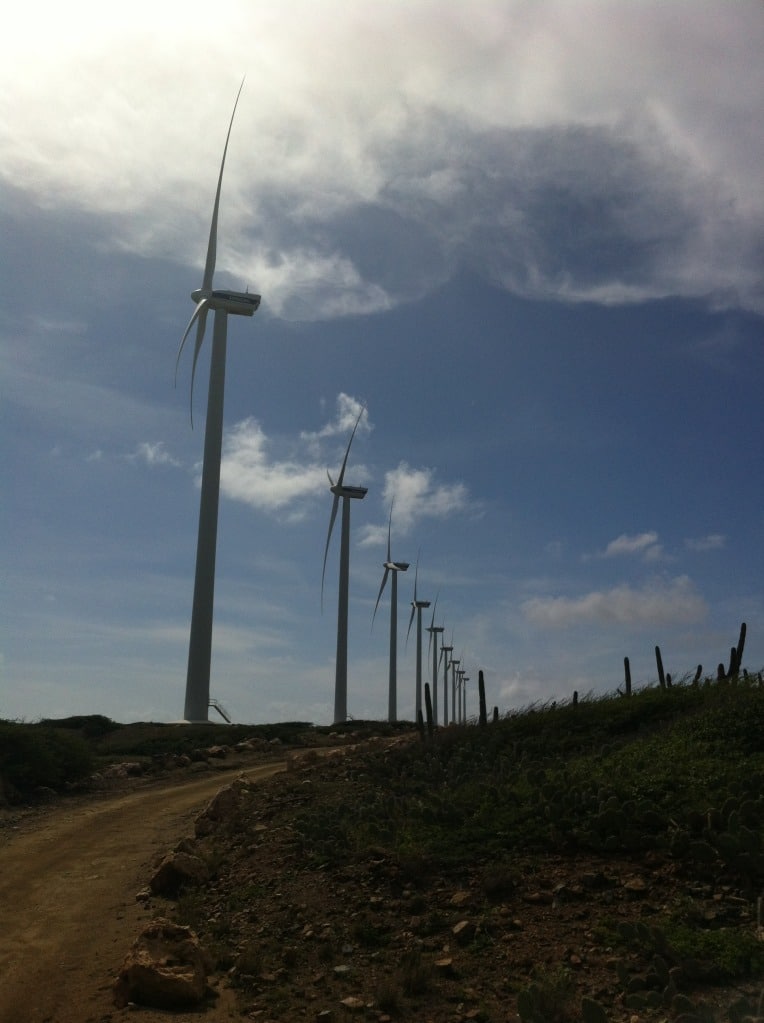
426, 597, 444, 727
178, 79, 261, 723
449, 655, 461, 724
440, 638, 453, 726
371, 502, 409, 722
322, 409, 368, 723
406, 556, 430, 722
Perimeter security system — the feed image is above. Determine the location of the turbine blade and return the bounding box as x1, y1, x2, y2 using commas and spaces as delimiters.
321, 493, 340, 612
429, 589, 440, 630
386, 500, 393, 562
175, 300, 210, 427
188, 306, 210, 428
175, 299, 208, 383
202, 77, 245, 295
336, 406, 364, 487
405, 603, 415, 649
371, 567, 390, 631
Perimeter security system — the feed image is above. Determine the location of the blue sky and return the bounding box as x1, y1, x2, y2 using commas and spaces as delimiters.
2, 1, 762, 724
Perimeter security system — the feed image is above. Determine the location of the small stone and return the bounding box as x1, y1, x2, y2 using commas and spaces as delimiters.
452, 920, 475, 944
524, 891, 554, 905
450, 890, 471, 906
339, 996, 364, 1010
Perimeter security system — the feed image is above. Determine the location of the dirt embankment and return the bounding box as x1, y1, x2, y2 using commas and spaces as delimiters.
0, 761, 285, 1023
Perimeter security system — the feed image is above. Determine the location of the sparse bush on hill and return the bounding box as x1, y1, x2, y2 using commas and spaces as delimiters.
292, 676, 764, 887
0, 720, 93, 800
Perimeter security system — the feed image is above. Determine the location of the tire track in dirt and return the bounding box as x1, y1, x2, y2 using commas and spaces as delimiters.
0, 761, 285, 1023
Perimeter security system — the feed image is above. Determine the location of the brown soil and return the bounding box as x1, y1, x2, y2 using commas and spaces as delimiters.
1, 743, 761, 1023
0, 757, 285, 1023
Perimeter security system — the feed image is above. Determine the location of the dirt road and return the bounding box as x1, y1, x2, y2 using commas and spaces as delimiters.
0, 761, 285, 1023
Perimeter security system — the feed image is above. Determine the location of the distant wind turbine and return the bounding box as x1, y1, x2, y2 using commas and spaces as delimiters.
440, 637, 453, 726
322, 409, 368, 723
449, 653, 461, 725
426, 595, 444, 727
406, 555, 430, 722
371, 501, 409, 723
178, 78, 261, 723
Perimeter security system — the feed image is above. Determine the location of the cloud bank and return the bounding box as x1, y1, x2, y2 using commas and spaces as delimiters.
522, 575, 708, 628
2, 2, 762, 319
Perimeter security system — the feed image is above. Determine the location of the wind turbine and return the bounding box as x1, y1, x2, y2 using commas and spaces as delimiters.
449, 652, 461, 725
406, 555, 430, 723
322, 409, 368, 724
178, 79, 261, 723
426, 595, 444, 727
372, 502, 409, 722
440, 637, 453, 726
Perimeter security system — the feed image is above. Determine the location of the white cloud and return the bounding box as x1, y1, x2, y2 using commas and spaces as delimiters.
128, 441, 181, 468
599, 531, 660, 558
2, 2, 762, 318
218, 395, 373, 518
359, 461, 470, 546
521, 575, 708, 628
300, 393, 372, 444
220, 418, 326, 517
685, 534, 726, 552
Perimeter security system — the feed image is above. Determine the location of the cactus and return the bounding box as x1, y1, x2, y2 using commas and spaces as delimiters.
573, 690, 578, 708
424, 683, 434, 739
655, 646, 666, 689
727, 621, 747, 679
416, 708, 425, 741
624, 656, 632, 696
581, 996, 610, 1023
693, 664, 702, 685
727, 645, 738, 679
478, 670, 487, 727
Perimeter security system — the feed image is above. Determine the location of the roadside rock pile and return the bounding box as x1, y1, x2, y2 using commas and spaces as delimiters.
113, 918, 211, 1009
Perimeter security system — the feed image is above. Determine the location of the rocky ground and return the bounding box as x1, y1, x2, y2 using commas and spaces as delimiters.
138, 740, 764, 1023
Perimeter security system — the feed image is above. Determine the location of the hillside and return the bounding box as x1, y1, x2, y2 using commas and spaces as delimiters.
156, 677, 764, 1022
3, 673, 763, 1021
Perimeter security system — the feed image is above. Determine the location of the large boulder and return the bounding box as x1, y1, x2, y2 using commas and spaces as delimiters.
113, 918, 210, 1009
149, 850, 210, 897
194, 777, 250, 837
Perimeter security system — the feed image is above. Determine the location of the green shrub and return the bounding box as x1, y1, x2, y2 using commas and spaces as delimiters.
0, 721, 92, 797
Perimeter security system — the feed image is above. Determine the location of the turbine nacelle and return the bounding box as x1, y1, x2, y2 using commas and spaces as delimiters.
191, 288, 261, 316
329, 483, 368, 500
384, 560, 410, 572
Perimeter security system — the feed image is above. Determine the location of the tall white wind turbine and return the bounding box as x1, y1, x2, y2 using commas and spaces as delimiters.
406, 555, 430, 723
372, 502, 409, 722
449, 652, 461, 725
322, 409, 368, 724
177, 79, 261, 723
426, 595, 444, 727
461, 673, 470, 723
440, 637, 453, 726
